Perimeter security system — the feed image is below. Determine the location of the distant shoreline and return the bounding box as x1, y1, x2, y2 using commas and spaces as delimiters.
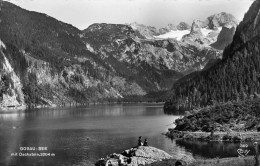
0, 101, 164, 113
165, 129, 260, 142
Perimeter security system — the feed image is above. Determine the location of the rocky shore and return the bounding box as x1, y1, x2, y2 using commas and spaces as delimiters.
95, 145, 259, 166
95, 146, 194, 166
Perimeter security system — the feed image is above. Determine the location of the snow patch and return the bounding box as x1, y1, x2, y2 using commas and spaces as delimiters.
154, 30, 190, 41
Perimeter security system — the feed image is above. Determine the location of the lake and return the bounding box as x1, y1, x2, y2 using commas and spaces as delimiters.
0, 103, 253, 166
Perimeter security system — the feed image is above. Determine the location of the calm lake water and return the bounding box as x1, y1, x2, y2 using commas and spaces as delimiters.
0, 103, 255, 166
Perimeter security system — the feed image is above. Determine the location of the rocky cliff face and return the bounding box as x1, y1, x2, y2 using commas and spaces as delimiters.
139, 39, 221, 74
164, 0, 260, 113
182, 12, 238, 46
0, 40, 26, 111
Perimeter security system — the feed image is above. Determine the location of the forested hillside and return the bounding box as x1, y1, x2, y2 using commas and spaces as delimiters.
164, 0, 260, 113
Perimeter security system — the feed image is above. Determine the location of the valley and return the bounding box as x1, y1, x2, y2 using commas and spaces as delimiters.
0, 1, 235, 110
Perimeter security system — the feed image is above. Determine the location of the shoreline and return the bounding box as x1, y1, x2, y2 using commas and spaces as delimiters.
95, 145, 193, 166
0, 101, 164, 113
165, 129, 260, 142
95, 145, 259, 166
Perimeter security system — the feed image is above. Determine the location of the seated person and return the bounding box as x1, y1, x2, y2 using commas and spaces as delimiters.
143, 138, 148, 146
138, 136, 143, 146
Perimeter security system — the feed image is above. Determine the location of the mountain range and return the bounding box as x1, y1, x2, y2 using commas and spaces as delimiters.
0, 1, 238, 110
164, 0, 260, 113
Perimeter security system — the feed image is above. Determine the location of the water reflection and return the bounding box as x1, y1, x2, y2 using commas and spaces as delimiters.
0, 103, 180, 166
17, 103, 164, 119
0, 112, 25, 121
176, 140, 258, 159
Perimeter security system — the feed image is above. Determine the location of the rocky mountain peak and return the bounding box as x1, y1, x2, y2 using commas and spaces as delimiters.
159, 24, 177, 35
166, 24, 177, 31
85, 23, 135, 35
177, 22, 191, 30
181, 13, 238, 46
128, 22, 159, 39
206, 12, 239, 29
190, 19, 204, 35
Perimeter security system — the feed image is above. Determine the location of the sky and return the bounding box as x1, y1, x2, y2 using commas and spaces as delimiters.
6, 0, 254, 30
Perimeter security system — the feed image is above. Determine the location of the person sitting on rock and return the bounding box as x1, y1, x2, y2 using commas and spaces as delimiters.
143, 138, 148, 146
138, 136, 143, 146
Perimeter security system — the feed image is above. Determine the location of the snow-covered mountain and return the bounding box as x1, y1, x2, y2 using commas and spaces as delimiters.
182, 12, 238, 47
136, 12, 238, 50
154, 27, 222, 42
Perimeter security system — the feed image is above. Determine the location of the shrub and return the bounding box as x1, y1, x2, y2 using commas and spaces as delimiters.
222, 135, 232, 141
232, 136, 242, 142
183, 134, 194, 140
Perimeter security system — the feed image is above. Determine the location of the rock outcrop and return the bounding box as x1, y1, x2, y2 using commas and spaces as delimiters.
95, 146, 192, 166
182, 20, 211, 45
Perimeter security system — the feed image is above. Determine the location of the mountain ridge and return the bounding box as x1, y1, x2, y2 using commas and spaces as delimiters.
0, 1, 237, 110
164, 0, 260, 113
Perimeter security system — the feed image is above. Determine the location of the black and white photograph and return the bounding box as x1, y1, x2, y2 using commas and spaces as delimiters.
0, 0, 259, 165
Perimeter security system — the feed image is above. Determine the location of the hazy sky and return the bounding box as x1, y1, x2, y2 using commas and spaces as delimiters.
7, 0, 254, 30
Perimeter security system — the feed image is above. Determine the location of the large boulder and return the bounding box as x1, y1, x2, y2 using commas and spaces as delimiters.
95, 146, 173, 166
